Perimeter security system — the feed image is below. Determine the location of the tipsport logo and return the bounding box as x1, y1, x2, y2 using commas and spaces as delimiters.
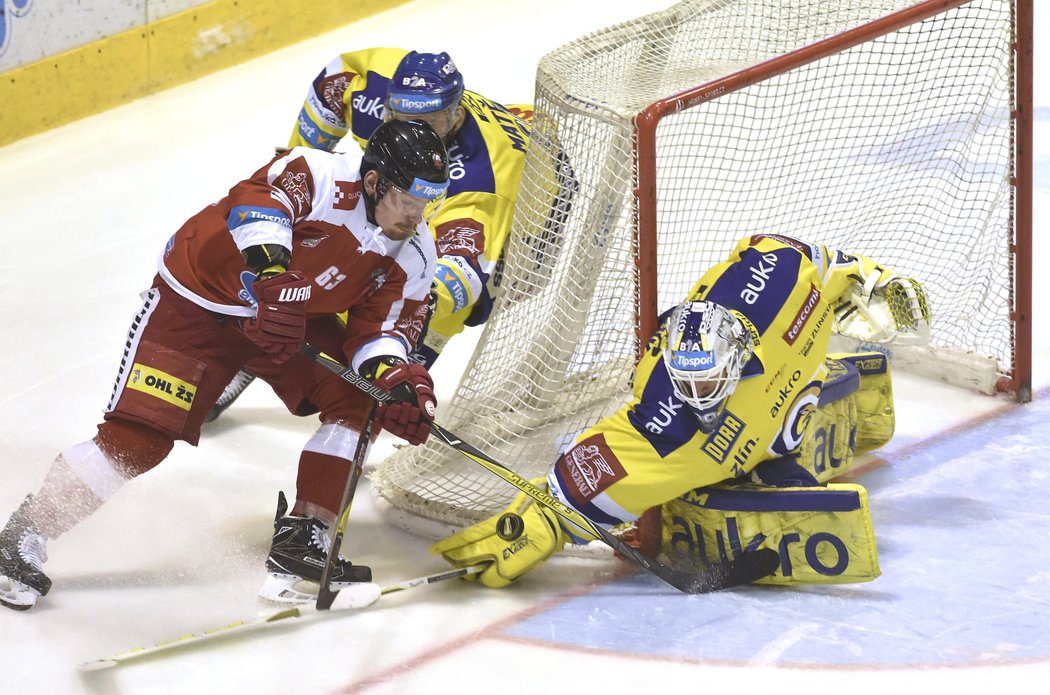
0, 0, 32, 57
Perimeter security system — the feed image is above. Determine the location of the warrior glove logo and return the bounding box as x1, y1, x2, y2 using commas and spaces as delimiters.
277, 286, 311, 303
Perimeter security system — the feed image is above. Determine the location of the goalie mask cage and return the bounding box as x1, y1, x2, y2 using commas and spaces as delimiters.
372, 0, 1033, 546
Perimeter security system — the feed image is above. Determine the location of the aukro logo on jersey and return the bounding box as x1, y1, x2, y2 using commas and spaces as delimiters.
645, 395, 685, 434
352, 92, 386, 119
740, 252, 779, 305
770, 369, 802, 418
446, 142, 466, 181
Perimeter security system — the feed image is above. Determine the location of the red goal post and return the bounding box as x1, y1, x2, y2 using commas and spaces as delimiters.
371, 0, 1033, 553
635, 0, 1032, 403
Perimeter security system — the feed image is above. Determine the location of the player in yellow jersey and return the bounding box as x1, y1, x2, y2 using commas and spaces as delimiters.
208, 49, 548, 420
434, 233, 930, 588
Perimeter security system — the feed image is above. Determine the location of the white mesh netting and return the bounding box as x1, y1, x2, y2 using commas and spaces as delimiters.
371, 0, 1021, 536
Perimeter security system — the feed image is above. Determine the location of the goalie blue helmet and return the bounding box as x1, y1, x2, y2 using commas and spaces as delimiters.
663, 301, 753, 422
387, 51, 465, 115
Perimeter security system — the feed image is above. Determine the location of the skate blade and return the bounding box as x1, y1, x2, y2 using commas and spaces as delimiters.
258, 573, 381, 609
0, 576, 41, 611
258, 573, 319, 605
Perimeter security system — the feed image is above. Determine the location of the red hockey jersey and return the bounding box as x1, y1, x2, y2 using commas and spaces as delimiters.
158, 146, 436, 366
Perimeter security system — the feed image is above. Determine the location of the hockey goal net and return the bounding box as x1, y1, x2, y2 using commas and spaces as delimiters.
371, 0, 1032, 539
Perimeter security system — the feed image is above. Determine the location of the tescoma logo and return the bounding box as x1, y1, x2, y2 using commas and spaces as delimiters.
1, 0, 32, 57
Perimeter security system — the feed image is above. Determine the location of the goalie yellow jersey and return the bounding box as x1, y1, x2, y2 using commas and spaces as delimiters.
548, 234, 890, 526
288, 48, 531, 351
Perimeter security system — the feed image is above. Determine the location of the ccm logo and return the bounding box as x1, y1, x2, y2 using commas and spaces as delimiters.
278, 286, 312, 302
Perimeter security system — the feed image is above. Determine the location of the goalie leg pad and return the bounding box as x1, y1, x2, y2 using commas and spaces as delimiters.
431, 481, 565, 588
834, 352, 895, 454
662, 483, 880, 584
796, 353, 895, 483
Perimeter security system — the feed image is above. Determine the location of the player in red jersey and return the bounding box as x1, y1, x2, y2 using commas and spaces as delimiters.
0, 120, 449, 611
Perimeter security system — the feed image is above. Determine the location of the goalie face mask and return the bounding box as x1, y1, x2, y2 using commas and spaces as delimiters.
663, 301, 753, 424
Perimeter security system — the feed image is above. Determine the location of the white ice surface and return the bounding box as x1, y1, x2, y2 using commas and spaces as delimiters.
1, 1, 1048, 693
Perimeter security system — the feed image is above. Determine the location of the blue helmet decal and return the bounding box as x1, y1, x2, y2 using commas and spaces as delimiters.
388, 51, 464, 114
409, 176, 449, 200
668, 349, 717, 371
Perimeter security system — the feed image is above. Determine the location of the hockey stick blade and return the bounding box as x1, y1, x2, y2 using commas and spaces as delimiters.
78, 566, 481, 672
667, 548, 781, 594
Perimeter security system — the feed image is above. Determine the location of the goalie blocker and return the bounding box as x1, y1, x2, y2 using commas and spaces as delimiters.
662, 352, 893, 584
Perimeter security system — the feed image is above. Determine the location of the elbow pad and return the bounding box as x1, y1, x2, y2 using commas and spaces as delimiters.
242, 244, 292, 276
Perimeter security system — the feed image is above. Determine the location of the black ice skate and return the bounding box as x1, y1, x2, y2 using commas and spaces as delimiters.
258, 491, 372, 605
204, 368, 256, 422
0, 495, 52, 611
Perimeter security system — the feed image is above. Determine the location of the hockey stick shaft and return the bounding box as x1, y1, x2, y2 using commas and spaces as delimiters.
77, 565, 483, 671
302, 344, 779, 594
316, 402, 378, 611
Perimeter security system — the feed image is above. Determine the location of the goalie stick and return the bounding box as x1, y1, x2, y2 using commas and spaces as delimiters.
77, 565, 483, 672
301, 343, 780, 594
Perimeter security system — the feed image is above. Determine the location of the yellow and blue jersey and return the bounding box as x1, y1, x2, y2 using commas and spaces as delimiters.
288, 48, 531, 363
547, 234, 896, 527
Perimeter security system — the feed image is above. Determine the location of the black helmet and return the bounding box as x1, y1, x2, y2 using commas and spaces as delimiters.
361, 119, 449, 199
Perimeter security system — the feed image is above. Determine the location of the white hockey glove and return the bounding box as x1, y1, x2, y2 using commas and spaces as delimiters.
833, 269, 931, 345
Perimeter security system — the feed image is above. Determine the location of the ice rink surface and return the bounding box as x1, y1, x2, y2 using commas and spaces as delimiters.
1, 1, 1048, 693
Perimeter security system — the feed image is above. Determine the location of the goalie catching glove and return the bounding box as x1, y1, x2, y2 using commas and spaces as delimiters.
833, 265, 931, 345
431, 479, 565, 588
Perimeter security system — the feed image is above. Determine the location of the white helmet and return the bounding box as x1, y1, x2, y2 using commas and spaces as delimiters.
663, 301, 753, 418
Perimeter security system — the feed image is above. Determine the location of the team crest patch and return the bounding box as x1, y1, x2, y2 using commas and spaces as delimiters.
435, 220, 484, 256
556, 433, 626, 505
394, 302, 429, 348
319, 74, 350, 112
278, 170, 311, 211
